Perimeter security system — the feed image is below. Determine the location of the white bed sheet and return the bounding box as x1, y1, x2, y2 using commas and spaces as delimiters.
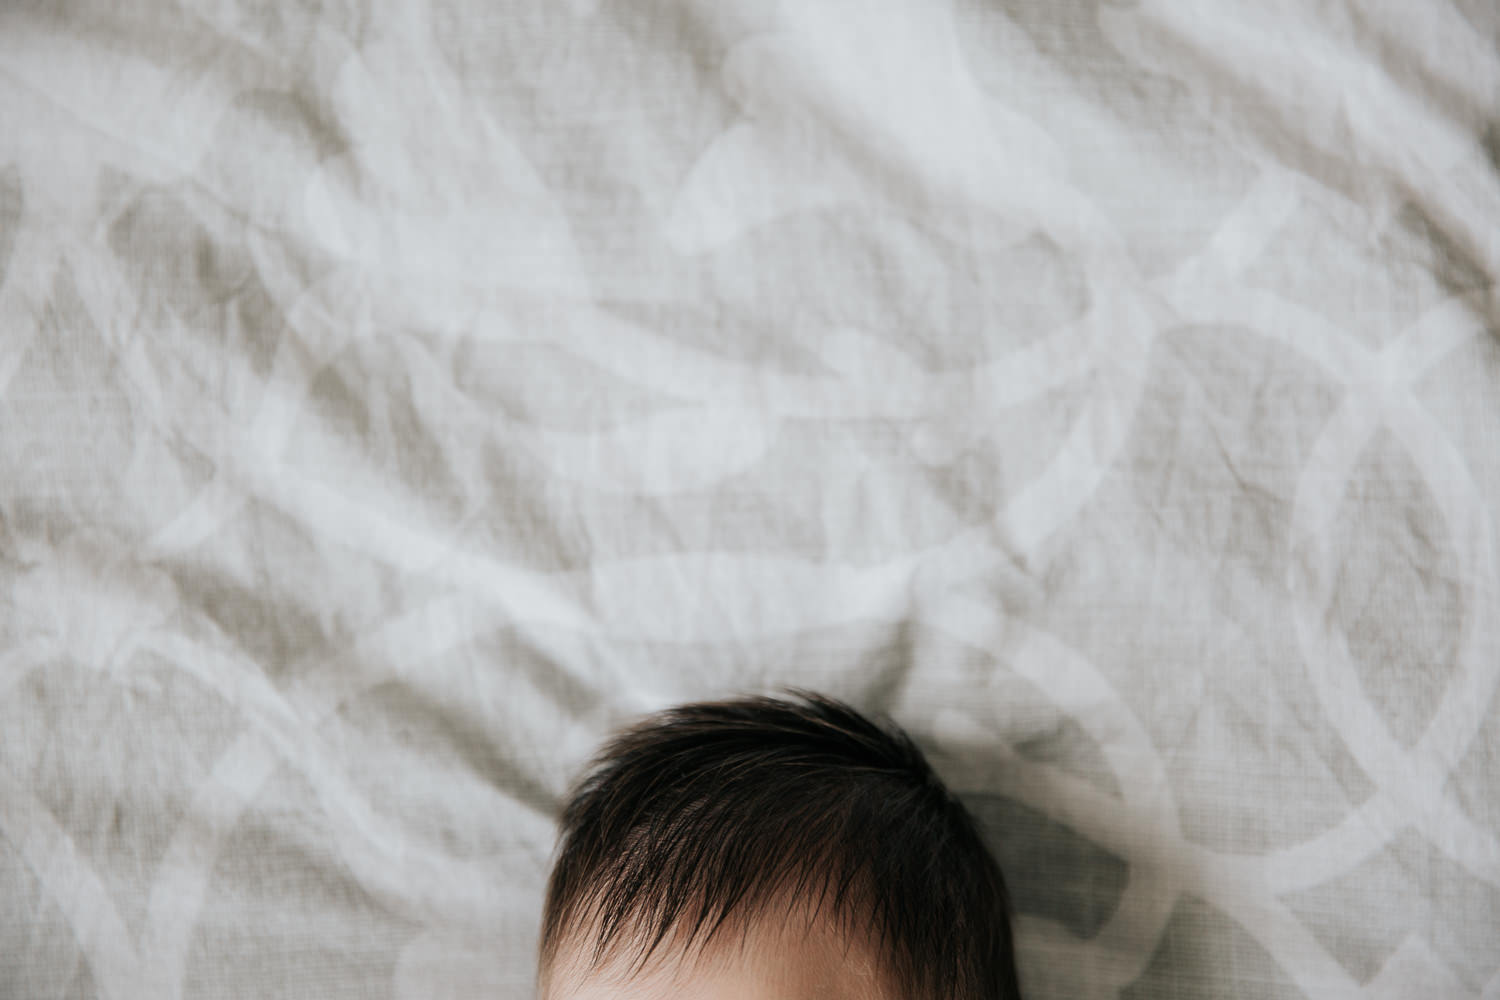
2, 1, 1499, 997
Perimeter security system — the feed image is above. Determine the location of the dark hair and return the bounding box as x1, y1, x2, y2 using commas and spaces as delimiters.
539, 690, 1021, 999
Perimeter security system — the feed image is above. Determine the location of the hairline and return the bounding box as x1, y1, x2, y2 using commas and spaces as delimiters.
540, 883, 900, 999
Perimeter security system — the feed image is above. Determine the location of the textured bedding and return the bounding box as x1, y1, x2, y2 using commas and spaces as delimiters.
3, 1, 1499, 997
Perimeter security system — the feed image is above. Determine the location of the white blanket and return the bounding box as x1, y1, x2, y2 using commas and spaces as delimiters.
2, 1, 1498, 997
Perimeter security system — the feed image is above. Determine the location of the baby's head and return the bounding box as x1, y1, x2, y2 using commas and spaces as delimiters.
539, 691, 1021, 999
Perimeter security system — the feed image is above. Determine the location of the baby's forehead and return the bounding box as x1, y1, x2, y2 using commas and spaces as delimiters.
543, 897, 894, 1000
